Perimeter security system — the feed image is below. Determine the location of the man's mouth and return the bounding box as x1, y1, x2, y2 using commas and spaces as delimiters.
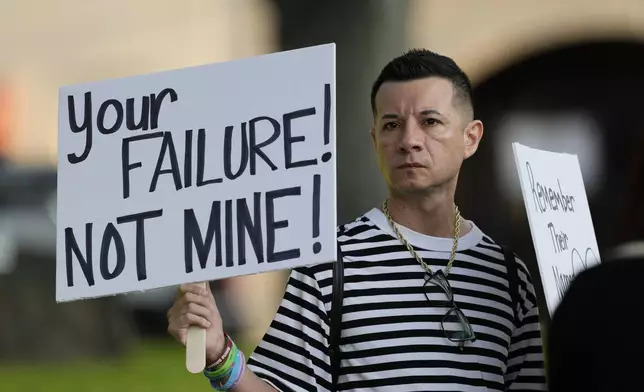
398, 162, 424, 168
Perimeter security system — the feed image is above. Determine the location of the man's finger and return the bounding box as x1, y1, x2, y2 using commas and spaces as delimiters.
180, 292, 213, 308
167, 322, 181, 341
180, 313, 211, 329
169, 327, 188, 346
166, 303, 178, 319
178, 330, 187, 346
180, 283, 208, 296
184, 302, 211, 321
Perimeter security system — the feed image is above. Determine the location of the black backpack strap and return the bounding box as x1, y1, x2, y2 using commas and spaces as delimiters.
329, 240, 344, 392
502, 245, 521, 325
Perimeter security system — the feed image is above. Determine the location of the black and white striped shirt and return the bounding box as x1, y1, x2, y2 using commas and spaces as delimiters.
246, 208, 547, 391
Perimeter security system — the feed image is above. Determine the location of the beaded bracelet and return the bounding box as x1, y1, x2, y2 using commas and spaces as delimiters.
204, 335, 246, 391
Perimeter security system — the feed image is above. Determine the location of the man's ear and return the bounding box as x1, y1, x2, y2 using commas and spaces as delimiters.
370, 126, 377, 149
463, 120, 484, 159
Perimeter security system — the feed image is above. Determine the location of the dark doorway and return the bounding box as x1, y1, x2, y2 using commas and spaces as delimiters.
463, 40, 644, 324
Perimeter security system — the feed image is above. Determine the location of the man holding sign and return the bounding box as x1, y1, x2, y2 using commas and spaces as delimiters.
167, 49, 547, 391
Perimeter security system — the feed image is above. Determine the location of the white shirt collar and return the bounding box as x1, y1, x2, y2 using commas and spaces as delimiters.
364, 208, 484, 252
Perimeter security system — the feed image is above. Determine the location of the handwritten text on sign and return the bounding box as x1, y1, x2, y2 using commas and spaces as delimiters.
513, 143, 600, 315
56, 44, 337, 302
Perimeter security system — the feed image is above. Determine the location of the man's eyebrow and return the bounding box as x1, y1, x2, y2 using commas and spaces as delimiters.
380, 113, 399, 120
380, 109, 443, 121
419, 109, 443, 116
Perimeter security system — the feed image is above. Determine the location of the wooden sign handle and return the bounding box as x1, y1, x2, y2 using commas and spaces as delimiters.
186, 281, 207, 373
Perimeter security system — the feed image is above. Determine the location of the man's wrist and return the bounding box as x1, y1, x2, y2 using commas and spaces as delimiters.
206, 335, 229, 366
204, 334, 247, 391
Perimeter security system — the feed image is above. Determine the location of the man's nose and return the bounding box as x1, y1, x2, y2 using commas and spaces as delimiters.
398, 123, 423, 152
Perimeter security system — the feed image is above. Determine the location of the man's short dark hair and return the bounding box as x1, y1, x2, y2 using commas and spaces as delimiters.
370, 49, 474, 119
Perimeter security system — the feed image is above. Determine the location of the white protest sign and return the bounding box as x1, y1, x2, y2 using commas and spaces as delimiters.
513, 142, 600, 316
56, 43, 337, 303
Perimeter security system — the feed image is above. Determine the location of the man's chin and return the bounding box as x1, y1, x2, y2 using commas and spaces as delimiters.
391, 182, 435, 195
389, 177, 455, 195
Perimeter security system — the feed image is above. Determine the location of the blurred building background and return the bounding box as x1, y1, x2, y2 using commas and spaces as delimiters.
1, 0, 644, 390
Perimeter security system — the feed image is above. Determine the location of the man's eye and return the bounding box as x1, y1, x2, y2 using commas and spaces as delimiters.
383, 122, 399, 130
423, 118, 440, 126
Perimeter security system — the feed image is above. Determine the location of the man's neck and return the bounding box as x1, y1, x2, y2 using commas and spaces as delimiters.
384, 190, 471, 238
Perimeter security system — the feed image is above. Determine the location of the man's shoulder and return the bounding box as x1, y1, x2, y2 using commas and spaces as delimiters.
473, 228, 533, 278
336, 209, 380, 238
292, 210, 381, 277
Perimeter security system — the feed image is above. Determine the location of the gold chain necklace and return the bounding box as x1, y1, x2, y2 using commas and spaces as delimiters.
382, 198, 461, 276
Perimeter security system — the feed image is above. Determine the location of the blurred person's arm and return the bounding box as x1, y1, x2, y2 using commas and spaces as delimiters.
503, 258, 547, 391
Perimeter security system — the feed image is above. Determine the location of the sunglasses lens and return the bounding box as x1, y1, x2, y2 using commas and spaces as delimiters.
443, 307, 475, 342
